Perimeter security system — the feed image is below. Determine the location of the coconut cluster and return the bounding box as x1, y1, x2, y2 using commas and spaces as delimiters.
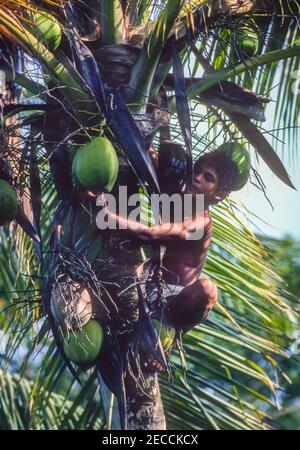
50, 278, 105, 368
72, 136, 119, 193
48, 135, 121, 368
232, 25, 260, 60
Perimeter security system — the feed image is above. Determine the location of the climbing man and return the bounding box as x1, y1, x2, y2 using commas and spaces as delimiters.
98, 142, 251, 370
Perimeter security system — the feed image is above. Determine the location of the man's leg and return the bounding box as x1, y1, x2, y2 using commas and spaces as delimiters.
165, 278, 218, 334
144, 279, 218, 372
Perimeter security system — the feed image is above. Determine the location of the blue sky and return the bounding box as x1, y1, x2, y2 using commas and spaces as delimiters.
185, 55, 300, 241
230, 78, 300, 241
232, 157, 300, 240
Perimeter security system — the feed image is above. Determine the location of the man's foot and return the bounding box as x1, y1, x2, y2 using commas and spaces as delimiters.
143, 358, 165, 373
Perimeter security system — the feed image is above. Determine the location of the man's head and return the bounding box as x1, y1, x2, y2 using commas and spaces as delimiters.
193, 143, 250, 204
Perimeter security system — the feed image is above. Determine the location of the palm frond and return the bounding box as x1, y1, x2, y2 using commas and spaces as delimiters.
0, 368, 103, 430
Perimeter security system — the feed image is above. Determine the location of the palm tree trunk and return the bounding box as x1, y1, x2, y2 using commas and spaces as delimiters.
125, 372, 166, 430
97, 205, 166, 430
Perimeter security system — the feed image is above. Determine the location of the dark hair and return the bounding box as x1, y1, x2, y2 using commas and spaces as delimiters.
194, 150, 239, 194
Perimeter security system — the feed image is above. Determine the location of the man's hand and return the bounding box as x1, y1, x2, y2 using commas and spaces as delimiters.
149, 146, 158, 167
156, 219, 202, 241
96, 193, 207, 242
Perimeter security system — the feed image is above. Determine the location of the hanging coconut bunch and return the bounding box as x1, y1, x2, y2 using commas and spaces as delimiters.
50, 276, 106, 368
32, 11, 62, 51
50, 280, 99, 331
67, 145, 78, 165
63, 319, 104, 368
217, 142, 251, 190
232, 24, 260, 60
72, 135, 119, 193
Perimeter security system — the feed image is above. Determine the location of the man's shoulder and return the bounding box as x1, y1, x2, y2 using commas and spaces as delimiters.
203, 209, 211, 218
203, 210, 213, 238
196, 209, 213, 228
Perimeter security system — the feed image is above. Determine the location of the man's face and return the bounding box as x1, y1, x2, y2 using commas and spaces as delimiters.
192, 161, 219, 197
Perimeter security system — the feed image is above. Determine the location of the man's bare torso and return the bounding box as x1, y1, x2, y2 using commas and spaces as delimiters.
161, 210, 212, 287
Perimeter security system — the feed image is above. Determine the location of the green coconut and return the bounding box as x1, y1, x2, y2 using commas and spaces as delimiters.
72, 136, 119, 192
34, 12, 62, 51
234, 26, 260, 58
152, 319, 176, 352
218, 142, 251, 191
68, 145, 78, 164
0, 179, 18, 226
63, 319, 104, 366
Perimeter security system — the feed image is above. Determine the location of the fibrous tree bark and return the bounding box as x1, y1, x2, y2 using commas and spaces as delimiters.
94, 185, 167, 429
125, 372, 166, 430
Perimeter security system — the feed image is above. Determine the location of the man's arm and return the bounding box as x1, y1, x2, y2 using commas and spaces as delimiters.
99, 201, 209, 243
